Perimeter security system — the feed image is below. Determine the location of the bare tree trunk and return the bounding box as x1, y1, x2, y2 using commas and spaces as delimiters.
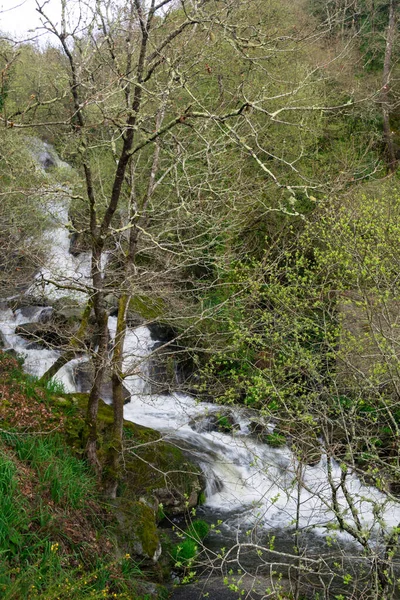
86, 245, 109, 473
382, 0, 398, 172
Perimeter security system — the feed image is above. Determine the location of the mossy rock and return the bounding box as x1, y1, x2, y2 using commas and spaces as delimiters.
112, 498, 161, 562
60, 394, 202, 515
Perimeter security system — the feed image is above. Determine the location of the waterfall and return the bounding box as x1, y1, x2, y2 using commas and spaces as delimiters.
2, 139, 400, 554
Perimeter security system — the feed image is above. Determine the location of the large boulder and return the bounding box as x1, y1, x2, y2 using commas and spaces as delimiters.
15, 299, 96, 350
15, 321, 67, 348
62, 395, 203, 517
51, 297, 96, 326
7, 295, 51, 312
189, 410, 239, 434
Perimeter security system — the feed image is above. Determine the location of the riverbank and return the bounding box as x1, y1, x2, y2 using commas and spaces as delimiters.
0, 351, 209, 599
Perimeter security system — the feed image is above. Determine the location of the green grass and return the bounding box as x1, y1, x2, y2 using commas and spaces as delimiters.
185, 519, 209, 542
0, 351, 168, 599
171, 538, 198, 565
171, 519, 210, 568
0, 435, 158, 599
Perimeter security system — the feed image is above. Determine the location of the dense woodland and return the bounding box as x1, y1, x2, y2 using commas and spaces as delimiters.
1, 0, 400, 598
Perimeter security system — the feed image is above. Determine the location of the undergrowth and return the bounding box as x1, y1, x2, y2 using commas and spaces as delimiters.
0, 353, 162, 599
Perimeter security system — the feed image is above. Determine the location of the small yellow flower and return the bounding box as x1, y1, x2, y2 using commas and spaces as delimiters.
124, 553, 130, 559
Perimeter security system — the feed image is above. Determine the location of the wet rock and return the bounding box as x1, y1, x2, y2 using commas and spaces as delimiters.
104, 295, 144, 328
18, 305, 53, 323
14, 299, 96, 350
206, 474, 224, 495
7, 295, 51, 312
147, 322, 175, 342
73, 362, 131, 404
15, 322, 67, 347
39, 148, 56, 170
390, 481, 400, 496
26, 342, 46, 350
189, 410, 239, 434
153, 487, 199, 516
69, 231, 89, 256
248, 420, 286, 446
3, 348, 18, 359
148, 346, 176, 395
52, 298, 95, 325
249, 420, 269, 437
104, 294, 119, 313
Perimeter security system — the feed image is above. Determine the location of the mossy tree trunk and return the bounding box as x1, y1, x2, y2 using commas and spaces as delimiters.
86, 253, 109, 473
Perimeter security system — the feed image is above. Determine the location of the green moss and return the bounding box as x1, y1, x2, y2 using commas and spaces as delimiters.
135, 503, 160, 558
59, 394, 202, 515
129, 295, 166, 319
112, 499, 160, 559
265, 432, 286, 448
198, 491, 206, 505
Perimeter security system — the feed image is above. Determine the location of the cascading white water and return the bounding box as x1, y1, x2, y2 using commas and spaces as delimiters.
0, 305, 87, 392
0, 306, 60, 377
3, 139, 400, 551
29, 198, 92, 301
120, 329, 400, 541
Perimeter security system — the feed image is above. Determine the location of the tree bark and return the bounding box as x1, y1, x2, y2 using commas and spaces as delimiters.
382, 0, 398, 172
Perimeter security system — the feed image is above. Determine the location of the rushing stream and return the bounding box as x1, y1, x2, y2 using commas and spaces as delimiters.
2, 140, 400, 596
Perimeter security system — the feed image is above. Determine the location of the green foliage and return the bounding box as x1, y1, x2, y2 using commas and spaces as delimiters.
171, 520, 209, 568
45, 378, 67, 395
185, 519, 210, 542
215, 414, 233, 432
265, 432, 286, 448
171, 538, 198, 565
1, 432, 95, 508
309, 0, 395, 70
